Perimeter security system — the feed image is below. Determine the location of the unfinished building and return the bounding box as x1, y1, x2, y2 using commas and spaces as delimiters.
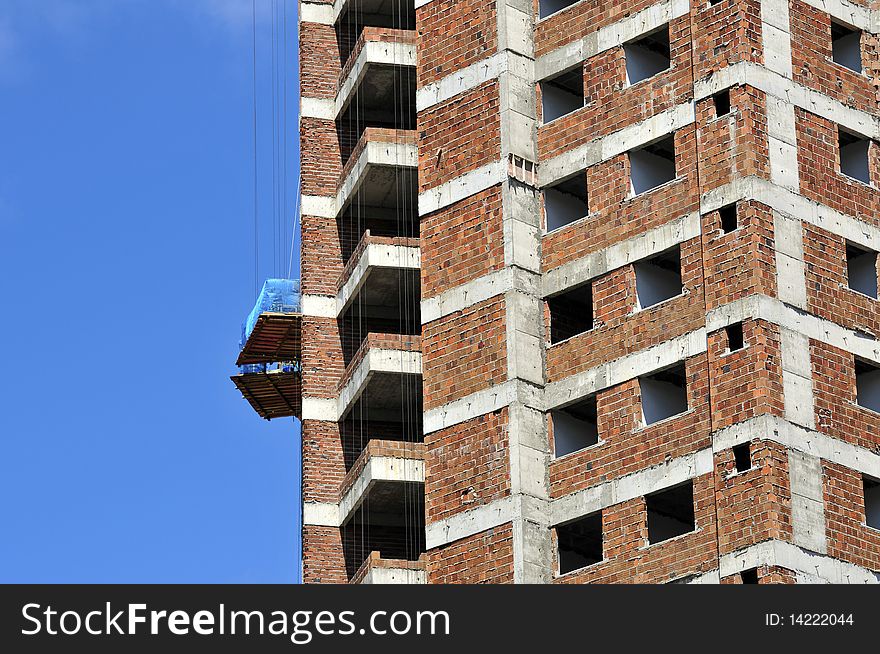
233, 0, 880, 583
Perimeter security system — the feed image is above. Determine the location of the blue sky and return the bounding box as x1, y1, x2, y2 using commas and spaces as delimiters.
0, 0, 302, 583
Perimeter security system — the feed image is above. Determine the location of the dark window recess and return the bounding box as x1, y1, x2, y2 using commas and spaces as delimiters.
740, 568, 759, 584
629, 135, 676, 194
839, 128, 871, 184
544, 173, 588, 232
846, 243, 878, 298
713, 89, 731, 117
856, 358, 880, 413
719, 203, 738, 233
624, 25, 671, 85
733, 443, 752, 473
634, 245, 682, 309
557, 512, 603, 574
540, 67, 585, 123
552, 395, 598, 457
640, 363, 688, 425
548, 282, 593, 343
726, 323, 744, 352
646, 481, 696, 544
539, 0, 578, 20
864, 476, 880, 530
831, 21, 862, 73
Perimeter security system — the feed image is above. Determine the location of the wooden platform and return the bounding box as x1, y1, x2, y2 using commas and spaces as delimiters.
236, 312, 302, 366
231, 370, 302, 420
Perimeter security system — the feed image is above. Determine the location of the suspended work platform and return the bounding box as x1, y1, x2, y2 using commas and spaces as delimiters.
231, 279, 303, 420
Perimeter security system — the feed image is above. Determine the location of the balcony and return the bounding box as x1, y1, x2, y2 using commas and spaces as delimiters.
351, 552, 427, 584
336, 127, 417, 216
336, 27, 416, 119
337, 229, 420, 317
337, 333, 422, 420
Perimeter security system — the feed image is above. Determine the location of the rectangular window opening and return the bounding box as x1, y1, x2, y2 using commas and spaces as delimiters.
539, 0, 579, 20
640, 363, 688, 426
839, 127, 871, 184
556, 512, 603, 574
846, 243, 878, 298
740, 568, 759, 584
864, 476, 880, 530
548, 282, 593, 343
646, 481, 695, 544
725, 322, 744, 352
540, 66, 585, 123
552, 395, 598, 457
712, 89, 731, 117
634, 245, 682, 309
831, 20, 862, 73
733, 442, 752, 473
855, 358, 880, 413
624, 25, 671, 85
719, 203, 738, 233
629, 135, 676, 195
544, 173, 588, 232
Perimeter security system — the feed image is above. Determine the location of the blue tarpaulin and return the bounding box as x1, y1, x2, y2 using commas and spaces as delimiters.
241, 278, 301, 344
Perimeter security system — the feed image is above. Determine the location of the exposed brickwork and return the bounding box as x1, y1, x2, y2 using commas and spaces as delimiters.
415, 0, 497, 87
425, 409, 511, 524
823, 460, 880, 571
417, 81, 501, 191
427, 524, 515, 583
553, 475, 718, 583
420, 186, 505, 298
421, 296, 507, 410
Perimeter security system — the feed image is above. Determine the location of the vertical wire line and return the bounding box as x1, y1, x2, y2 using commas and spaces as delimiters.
252, 0, 259, 296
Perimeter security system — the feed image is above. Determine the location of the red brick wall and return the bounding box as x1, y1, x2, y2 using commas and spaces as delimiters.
811, 339, 880, 451
302, 526, 348, 584
795, 109, 880, 228
823, 460, 880, 571
714, 440, 793, 554
417, 81, 500, 191
550, 355, 712, 498
416, 0, 496, 87
538, 16, 693, 159
553, 474, 719, 583
790, 1, 880, 117
692, 0, 764, 79
425, 409, 511, 524
420, 186, 505, 298
427, 523, 515, 583
422, 296, 508, 410
707, 319, 785, 430
803, 222, 880, 335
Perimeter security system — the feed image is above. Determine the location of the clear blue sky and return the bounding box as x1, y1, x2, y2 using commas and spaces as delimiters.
0, 1, 302, 582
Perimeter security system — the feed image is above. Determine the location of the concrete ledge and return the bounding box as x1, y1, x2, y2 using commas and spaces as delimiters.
353, 553, 427, 584
301, 294, 337, 318
423, 379, 543, 434
720, 540, 880, 583
416, 54, 504, 111
550, 448, 713, 525
543, 328, 707, 410
424, 494, 547, 550
418, 160, 506, 216
542, 211, 700, 297
303, 502, 340, 527
421, 267, 539, 325
300, 97, 335, 120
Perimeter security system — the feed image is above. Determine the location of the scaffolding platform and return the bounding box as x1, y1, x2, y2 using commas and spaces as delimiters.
236, 311, 302, 366
232, 279, 303, 420
231, 367, 302, 420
